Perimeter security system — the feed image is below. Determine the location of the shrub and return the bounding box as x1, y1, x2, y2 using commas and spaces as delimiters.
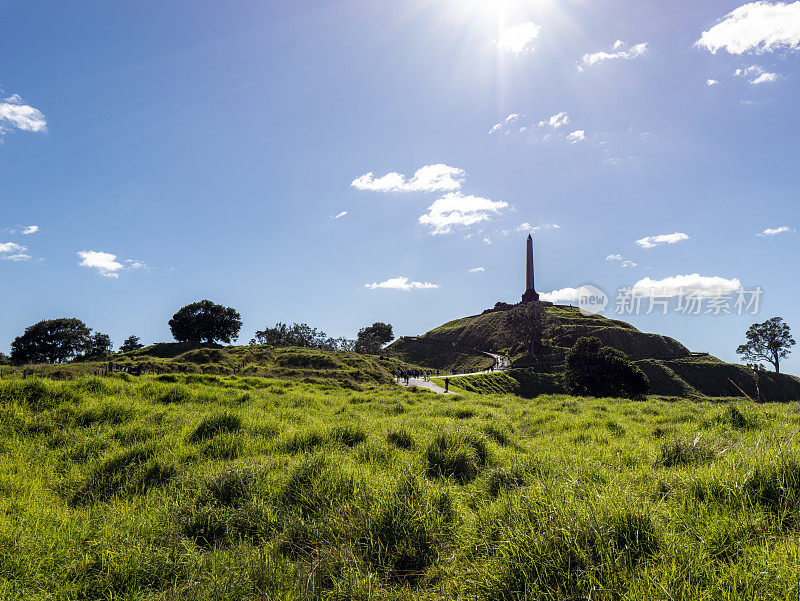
188, 412, 242, 443
424, 430, 490, 484
565, 337, 649, 399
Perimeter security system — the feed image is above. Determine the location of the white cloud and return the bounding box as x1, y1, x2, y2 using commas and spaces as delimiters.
606, 254, 636, 267
331, 211, 348, 219
0, 94, 47, 134
351, 164, 464, 193
492, 22, 542, 55
636, 232, 690, 248
629, 274, 742, 298
483, 236, 492, 245
757, 225, 793, 236
697, 1, 800, 55
622, 260, 638, 268
469, 267, 485, 273
77, 250, 126, 279
2, 253, 32, 262
581, 41, 648, 68
364, 276, 440, 291
707, 78, 720, 86
540, 285, 594, 303
538, 112, 570, 129
0, 242, 26, 253
567, 130, 586, 143
21, 225, 39, 235
517, 222, 561, 233
735, 64, 783, 83
606, 254, 623, 261
489, 113, 520, 135
418, 192, 508, 235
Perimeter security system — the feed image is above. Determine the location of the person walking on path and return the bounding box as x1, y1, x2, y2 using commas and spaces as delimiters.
444, 377, 450, 392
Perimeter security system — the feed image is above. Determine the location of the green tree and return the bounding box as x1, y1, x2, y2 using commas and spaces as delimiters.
354, 322, 394, 354
0, 353, 10, 366
504, 302, 548, 356
737, 317, 795, 374
10, 318, 92, 364
83, 333, 113, 359
168, 300, 242, 346
565, 336, 649, 399
119, 335, 145, 354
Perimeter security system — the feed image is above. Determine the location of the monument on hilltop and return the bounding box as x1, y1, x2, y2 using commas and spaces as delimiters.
521, 234, 540, 303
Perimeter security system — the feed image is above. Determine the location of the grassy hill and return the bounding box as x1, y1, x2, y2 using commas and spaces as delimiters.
3, 344, 429, 390
2, 373, 799, 599
388, 304, 800, 400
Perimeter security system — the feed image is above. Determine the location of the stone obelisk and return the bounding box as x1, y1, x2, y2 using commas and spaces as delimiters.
521, 234, 540, 303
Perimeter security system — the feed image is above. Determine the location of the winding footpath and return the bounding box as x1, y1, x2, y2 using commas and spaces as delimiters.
397, 352, 509, 395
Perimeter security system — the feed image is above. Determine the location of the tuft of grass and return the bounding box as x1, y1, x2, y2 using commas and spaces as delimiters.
721, 404, 761, 430
386, 427, 414, 449
743, 458, 800, 525
424, 430, 490, 484
487, 467, 526, 497
156, 384, 193, 404
656, 436, 718, 467
329, 424, 367, 447
188, 412, 242, 443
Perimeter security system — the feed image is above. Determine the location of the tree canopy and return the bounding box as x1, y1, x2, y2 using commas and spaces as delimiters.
168, 300, 242, 346
564, 336, 649, 399
354, 322, 394, 355
119, 335, 145, 354
10, 318, 93, 364
737, 317, 795, 373
251, 323, 355, 351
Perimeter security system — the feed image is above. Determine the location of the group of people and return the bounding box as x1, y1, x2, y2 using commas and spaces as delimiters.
396, 368, 439, 385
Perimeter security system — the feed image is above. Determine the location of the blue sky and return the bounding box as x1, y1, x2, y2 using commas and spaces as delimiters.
2, 0, 799, 371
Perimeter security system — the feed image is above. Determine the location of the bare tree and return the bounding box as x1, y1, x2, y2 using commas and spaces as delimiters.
737, 317, 795, 374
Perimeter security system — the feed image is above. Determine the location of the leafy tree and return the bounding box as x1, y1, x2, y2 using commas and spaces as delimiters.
354, 322, 394, 355
119, 335, 145, 354
168, 300, 242, 346
737, 317, 795, 374
10, 318, 92, 364
565, 336, 649, 399
0, 353, 10, 366
504, 302, 548, 356
83, 333, 113, 359
250, 323, 355, 351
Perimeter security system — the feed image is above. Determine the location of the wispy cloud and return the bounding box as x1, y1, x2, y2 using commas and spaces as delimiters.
697, 2, 800, 54
707, 78, 720, 86
735, 64, 783, 83
331, 211, 348, 219
538, 112, 570, 129
492, 22, 542, 55
364, 276, 440, 291
606, 254, 637, 267
629, 274, 742, 297
757, 225, 793, 236
20, 225, 39, 235
580, 40, 648, 69
77, 250, 147, 279
517, 222, 561, 233
418, 192, 508, 235
0, 242, 26, 253
351, 164, 464, 193
566, 130, 586, 143
468, 267, 485, 273
636, 232, 690, 248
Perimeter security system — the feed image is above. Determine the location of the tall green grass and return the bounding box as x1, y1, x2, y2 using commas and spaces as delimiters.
0, 374, 799, 599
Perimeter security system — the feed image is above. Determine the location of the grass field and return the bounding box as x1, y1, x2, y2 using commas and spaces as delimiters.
1, 373, 799, 599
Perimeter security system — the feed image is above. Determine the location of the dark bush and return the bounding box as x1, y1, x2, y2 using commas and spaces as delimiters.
565, 337, 649, 399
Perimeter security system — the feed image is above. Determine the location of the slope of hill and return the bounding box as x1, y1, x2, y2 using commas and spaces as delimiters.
388, 304, 800, 400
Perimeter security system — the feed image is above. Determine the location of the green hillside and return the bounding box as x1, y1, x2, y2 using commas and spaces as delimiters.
2, 374, 800, 599
390, 304, 800, 400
